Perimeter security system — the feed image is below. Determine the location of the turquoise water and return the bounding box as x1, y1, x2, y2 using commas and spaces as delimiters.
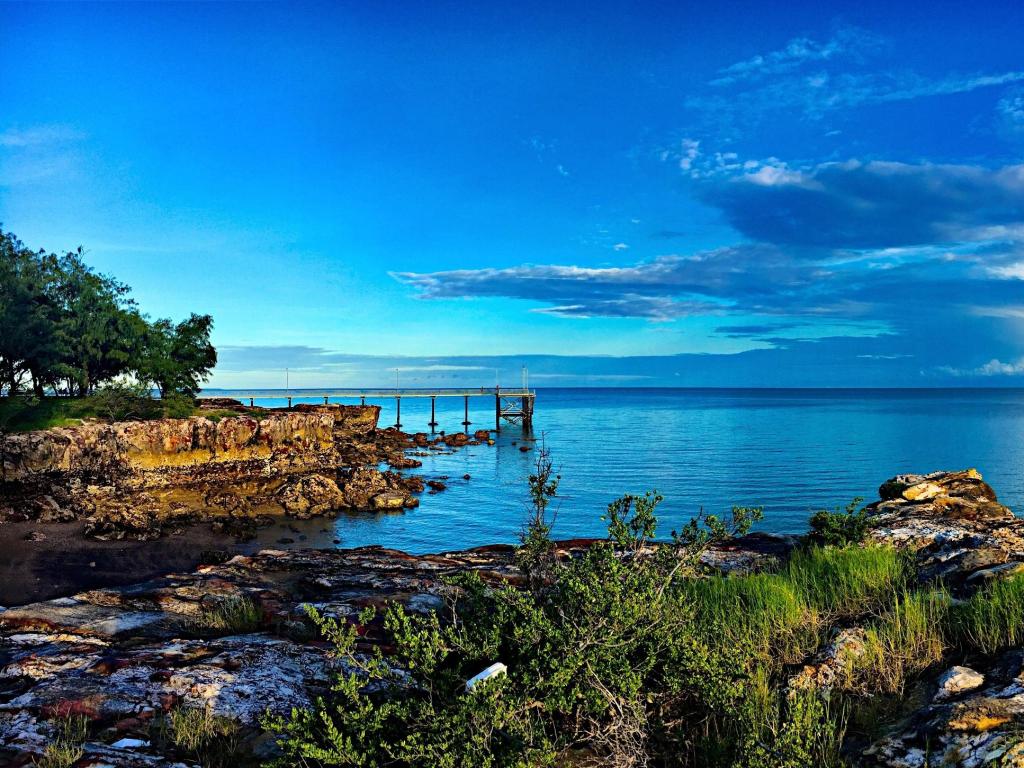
204, 388, 1024, 554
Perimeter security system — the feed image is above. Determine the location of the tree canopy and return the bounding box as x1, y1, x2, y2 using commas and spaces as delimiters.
0, 229, 217, 397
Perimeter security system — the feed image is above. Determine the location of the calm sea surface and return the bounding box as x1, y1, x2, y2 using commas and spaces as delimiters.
204, 388, 1024, 554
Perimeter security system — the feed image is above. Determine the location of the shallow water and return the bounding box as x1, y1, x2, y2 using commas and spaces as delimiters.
206, 388, 1024, 554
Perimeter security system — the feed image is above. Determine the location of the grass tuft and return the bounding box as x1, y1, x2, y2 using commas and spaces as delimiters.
783, 545, 910, 619
33, 716, 88, 768
950, 573, 1024, 655
189, 595, 262, 636
851, 589, 950, 695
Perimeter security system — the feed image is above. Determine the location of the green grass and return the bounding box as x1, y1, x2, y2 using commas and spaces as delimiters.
0, 396, 103, 432
950, 573, 1024, 655
782, 545, 910, 619
682, 571, 820, 668
152, 706, 244, 767
189, 595, 262, 636
33, 716, 88, 768
851, 589, 950, 695
201, 407, 271, 423
681, 545, 909, 671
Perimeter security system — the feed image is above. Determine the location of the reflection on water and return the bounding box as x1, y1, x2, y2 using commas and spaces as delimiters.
204, 388, 1024, 554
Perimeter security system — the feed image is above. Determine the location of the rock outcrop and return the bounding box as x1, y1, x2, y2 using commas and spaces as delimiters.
865, 468, 1024, 589
0, 405, 457, 539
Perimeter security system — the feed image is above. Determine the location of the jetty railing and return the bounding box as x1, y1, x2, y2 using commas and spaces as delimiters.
197, 388, 535, 432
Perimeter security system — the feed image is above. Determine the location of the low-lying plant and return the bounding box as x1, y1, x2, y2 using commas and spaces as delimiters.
783, 544, 910, 619
808, 498, 871, 547
261, 450, 971, 767
849, 589, 950, 695
33, 716, 88, 768
949, 572, 1024, 655
189, 595, 262, 636
152, 705, 243, 767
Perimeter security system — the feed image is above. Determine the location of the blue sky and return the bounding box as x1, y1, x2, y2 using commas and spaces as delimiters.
2, 0, 1023, 387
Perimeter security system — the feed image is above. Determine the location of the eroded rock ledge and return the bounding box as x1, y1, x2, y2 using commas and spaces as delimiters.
0, 405, 490, 540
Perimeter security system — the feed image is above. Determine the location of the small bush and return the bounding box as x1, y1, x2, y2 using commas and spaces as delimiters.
161, 391, 197, 419
950, 573, 1024, 655
734, 686, 848, 768
87, 381, 159, 422
808, 498, 871, 547
34, 716, 88, 768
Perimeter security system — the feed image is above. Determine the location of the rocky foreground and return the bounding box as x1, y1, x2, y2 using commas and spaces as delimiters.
1, 469, 1024, 765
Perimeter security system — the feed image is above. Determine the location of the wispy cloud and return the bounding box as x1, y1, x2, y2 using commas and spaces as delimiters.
711, 25, 884, 86
0, 125, 84, 148
687, 25, 1024, 132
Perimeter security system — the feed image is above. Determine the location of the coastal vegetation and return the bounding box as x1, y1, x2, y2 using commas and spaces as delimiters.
0, 228, 216, 402
263, 455, 1024, 767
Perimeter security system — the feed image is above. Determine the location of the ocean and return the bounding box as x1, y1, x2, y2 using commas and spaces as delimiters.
203, 388, 1024, 554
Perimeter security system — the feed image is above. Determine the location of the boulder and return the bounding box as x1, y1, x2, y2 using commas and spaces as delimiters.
935, 666, 985, 701
278, 475, 344, 519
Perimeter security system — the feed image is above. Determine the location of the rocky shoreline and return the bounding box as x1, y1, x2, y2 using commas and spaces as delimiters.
0, 403, 496, 543
1, 469, 1024, 765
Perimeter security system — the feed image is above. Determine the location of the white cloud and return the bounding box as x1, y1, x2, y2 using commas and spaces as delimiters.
988, 262, 1024, 280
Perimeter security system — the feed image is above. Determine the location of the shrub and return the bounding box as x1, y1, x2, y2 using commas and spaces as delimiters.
161, 391, 197, 419
808, 498, 871, 547
733, 685, 848, 768
265, 473, 767, 766
86, 381, 159, 422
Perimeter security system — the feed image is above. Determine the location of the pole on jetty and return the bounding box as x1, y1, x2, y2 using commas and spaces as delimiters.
395, 396, 402, 429
495, 391, 501, 432
287, 396, 292, 409
462, 395, 471, 430
428, 396, 438, 431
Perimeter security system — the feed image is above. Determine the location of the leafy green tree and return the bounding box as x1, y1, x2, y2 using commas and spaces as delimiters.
0, 229, 216, 401
137, 314, 217, 397
51, 249, 144, 395
0, 231, 62, 395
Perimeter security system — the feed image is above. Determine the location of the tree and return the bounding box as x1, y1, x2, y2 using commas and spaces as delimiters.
1, 229, 218, 400
0, 231, 61, 395
52, 250, 144, 396
137, 314, 217, 397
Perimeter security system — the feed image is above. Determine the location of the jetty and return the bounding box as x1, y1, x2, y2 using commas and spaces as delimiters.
197, 388, 536, 431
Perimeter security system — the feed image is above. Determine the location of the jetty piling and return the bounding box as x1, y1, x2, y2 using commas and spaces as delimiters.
199, 388, 535, 433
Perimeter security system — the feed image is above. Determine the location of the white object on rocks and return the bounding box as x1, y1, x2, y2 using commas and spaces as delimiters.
935, 666, 984, 700
111, 737, 150, 749
465, 662, 507, 692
